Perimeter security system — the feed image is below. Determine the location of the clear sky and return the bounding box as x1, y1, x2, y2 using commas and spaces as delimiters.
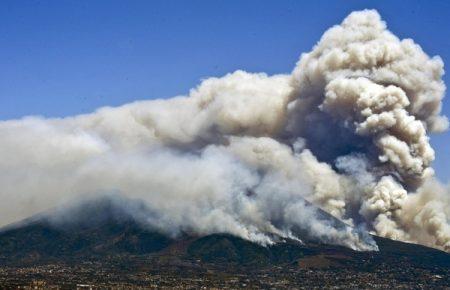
1, 0, 449, 181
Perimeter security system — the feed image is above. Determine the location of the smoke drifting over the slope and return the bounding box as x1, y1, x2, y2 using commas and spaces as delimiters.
0, 10, 449, 251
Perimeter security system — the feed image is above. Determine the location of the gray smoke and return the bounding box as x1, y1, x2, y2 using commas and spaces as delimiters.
0, 10, 448, 252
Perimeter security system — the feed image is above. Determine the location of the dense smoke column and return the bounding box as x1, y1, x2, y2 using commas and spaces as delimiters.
287, 10, 449, 251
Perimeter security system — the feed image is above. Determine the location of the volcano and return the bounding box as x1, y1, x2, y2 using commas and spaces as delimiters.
0, 196, 448, 288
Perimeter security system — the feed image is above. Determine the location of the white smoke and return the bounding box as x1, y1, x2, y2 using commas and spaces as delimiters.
0, 10, 448, 252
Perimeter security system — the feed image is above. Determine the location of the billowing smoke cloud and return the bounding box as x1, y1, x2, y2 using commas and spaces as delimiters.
0, 10, 448, 252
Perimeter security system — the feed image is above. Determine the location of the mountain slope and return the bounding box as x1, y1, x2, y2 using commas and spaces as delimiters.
0, 197, 448, 288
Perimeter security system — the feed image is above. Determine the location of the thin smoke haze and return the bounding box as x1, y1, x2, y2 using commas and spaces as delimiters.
0, 10, 449, 252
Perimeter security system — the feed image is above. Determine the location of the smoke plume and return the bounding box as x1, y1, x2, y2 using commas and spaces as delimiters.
0, 10, 448, 252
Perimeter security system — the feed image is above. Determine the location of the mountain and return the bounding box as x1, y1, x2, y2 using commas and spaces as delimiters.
0, 197, 449, 288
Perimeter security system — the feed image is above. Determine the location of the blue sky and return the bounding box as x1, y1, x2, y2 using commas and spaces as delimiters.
1, 0, 449, 181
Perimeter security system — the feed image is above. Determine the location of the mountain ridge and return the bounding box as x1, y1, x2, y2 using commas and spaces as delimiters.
0, 196, 449, 288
